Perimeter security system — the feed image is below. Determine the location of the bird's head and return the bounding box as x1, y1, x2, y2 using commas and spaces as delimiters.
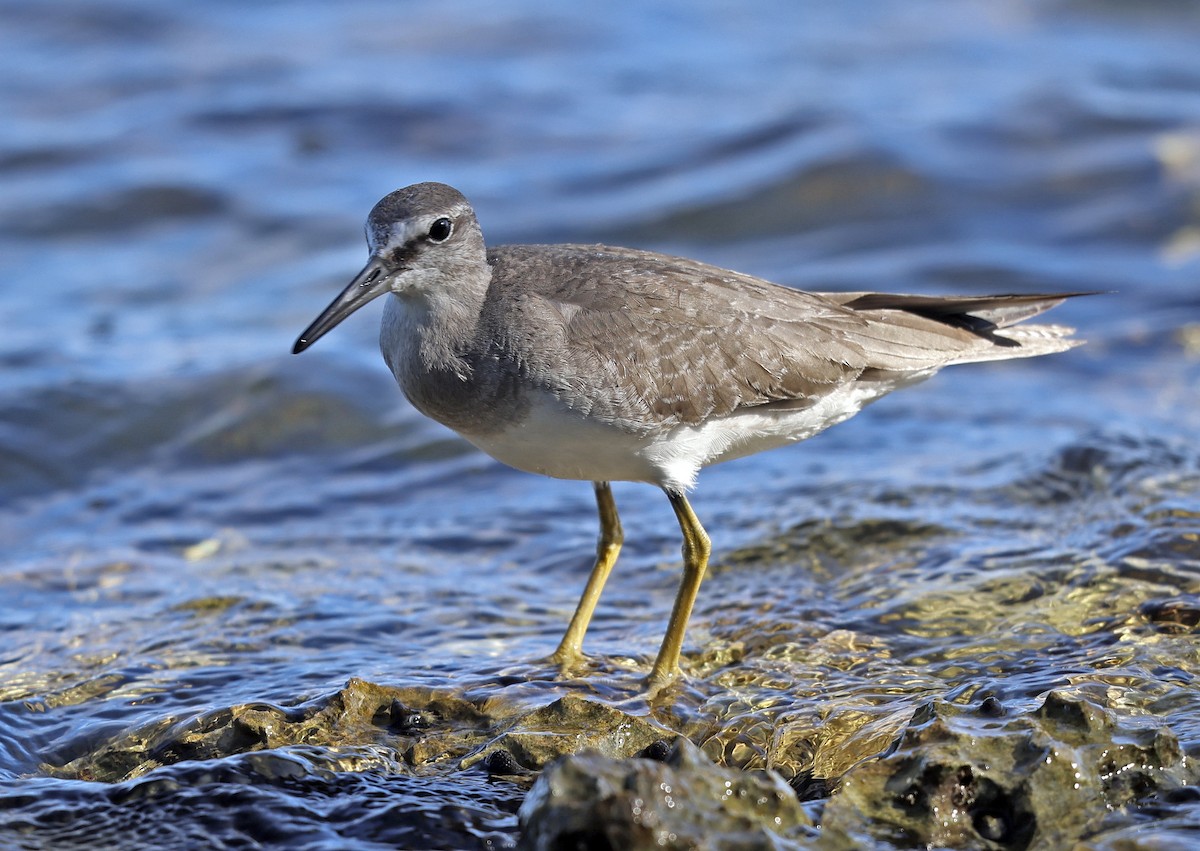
293, 182, 484, 354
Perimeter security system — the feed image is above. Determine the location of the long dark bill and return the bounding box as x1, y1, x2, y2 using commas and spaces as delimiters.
292, 257, 390, 354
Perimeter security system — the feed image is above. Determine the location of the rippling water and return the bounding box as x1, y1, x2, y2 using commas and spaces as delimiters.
2, 1, 1199, 848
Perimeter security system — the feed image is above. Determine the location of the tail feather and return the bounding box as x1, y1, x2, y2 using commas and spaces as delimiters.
815, 290, 1092, 370
828, 291, 1095, 331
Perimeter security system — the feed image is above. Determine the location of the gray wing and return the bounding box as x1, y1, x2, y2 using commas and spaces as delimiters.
484, 245, 1081, 428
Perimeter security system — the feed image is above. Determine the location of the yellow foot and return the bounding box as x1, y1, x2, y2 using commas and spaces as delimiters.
642, 664, 685, 700
545, 647, 595, 680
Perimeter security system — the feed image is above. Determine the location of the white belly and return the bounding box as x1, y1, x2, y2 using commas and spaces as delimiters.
461, 371, 932, 493
464, 390, 664, 485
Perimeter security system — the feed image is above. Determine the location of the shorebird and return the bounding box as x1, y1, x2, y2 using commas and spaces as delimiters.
294, 182, 1083, 688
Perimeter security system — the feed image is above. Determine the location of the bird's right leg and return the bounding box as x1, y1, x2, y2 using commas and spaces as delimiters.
646, 489, 711, 689
550, 481, 623, 671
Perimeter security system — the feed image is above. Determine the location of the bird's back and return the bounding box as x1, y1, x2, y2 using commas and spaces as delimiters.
478, 244, 1082, 433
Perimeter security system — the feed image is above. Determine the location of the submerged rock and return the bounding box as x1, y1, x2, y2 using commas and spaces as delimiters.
518, 737, 813, 851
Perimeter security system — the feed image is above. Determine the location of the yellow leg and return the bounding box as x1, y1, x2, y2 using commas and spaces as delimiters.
648, 489, 711, 687
551, 481, 623, 668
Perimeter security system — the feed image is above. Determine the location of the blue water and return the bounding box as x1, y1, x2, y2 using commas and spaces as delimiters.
1, 1, 1199, 848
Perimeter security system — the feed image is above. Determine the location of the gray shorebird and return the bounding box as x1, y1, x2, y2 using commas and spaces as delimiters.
294, 182, 1084, 688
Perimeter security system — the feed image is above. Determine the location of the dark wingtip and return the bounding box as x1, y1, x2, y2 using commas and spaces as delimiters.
292, 337, 310, 354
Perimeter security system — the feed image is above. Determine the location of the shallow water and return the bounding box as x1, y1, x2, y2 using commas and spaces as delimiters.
2, 1, 1199, 848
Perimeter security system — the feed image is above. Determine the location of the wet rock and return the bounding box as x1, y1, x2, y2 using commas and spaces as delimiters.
821, 692, 1196, 850
1139, 594, 1200, 632
518, 737, 812, 851
463, 692, 669, 771
637, 739, 674, 762
482, 747, 526, 780
47, 678, 501, 782
40, 670, 1200, 849
47, 680, 668, 785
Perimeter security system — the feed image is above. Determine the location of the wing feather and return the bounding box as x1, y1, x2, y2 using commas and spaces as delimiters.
482, 245, 1084, 428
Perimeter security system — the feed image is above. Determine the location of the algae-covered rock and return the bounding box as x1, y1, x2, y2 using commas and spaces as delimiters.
47, 678, 504, 782
47, 679, 670, 785
40, 671, 1200, 850
464, 691, 669, 772
518, 737, 813, 851
821, 691, 1196, 850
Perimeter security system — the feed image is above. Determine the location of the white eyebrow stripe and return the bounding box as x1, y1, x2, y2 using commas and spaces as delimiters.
367, 201, 470, 254
369, 219, 421, 255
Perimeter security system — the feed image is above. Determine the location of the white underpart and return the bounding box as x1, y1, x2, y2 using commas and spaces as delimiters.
465, 370, 934, 493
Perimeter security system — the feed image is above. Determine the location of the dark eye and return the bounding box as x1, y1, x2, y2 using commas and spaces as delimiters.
427, 217, 453, 243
